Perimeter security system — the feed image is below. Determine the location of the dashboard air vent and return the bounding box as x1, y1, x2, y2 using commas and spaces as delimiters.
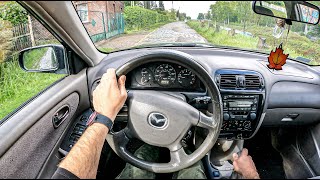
245, 75, 261, 89
216, 70, 264, 91
219, 74, 237, 89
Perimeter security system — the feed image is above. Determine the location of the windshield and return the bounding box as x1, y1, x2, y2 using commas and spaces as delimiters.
73, 1, 320, 65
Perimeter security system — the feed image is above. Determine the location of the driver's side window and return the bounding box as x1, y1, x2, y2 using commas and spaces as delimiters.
0, 1, 67, 121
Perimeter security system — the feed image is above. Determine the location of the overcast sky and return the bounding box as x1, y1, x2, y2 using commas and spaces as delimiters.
163, 1, 216, 19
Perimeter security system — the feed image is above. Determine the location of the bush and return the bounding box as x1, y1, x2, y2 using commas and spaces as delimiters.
0, 1, 28, 26
124, 6, 171, 31
187, 20, 320, 65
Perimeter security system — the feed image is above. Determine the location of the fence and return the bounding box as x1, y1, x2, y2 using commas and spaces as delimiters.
78, 10, 125, 43
0, 16, 59, 63
9, 17, 57, 52
11, 23, 32, 51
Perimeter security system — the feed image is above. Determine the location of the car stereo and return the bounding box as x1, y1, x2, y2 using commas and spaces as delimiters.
219, 94, 261, 139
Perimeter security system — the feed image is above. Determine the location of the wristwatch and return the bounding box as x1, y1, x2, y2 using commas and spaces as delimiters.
86, 111, 114, 130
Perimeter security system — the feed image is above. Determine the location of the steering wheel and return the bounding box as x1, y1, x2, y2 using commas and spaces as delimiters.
106, 50, 223, 173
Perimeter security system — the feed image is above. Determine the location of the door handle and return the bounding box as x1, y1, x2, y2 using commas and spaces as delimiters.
53, 105, 70, 129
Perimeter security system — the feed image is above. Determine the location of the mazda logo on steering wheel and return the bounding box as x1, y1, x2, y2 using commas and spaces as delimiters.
148, 113, 168, 129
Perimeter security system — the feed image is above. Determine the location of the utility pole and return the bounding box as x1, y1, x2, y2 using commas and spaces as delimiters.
172, 1, 173, 11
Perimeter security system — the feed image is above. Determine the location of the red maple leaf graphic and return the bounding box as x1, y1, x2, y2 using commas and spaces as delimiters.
267, 44, 289, 70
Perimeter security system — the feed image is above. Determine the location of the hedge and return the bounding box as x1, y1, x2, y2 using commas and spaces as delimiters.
124, 6, 170, 30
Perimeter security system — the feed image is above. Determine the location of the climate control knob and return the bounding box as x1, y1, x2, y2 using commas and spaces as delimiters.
249, 113, 257, 120
223, 113, 230, 121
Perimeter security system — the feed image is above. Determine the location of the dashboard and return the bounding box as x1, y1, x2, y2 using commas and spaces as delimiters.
126, 62, 204, 92
85, 47, 320, 141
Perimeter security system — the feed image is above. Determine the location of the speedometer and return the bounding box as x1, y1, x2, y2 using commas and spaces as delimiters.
178, 69, 196, 87
154, 64, 176, 86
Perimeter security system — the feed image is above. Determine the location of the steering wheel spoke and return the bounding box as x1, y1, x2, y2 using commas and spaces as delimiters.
196, 112, 218, 130
169, 146, 188, 166
107, 127, 131, 149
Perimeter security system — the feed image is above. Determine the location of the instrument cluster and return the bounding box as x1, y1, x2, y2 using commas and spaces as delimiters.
127, 62, 204, 91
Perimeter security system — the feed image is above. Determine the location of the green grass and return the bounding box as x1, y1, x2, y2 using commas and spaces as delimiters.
187, 21, 320, 65
0, 60, 65, 120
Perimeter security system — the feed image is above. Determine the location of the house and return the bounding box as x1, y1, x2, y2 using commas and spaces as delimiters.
72, 1, 125, 42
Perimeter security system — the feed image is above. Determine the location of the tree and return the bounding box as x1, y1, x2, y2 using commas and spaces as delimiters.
236, 1, 252, 32
124, 1, 131, 7
144, 1, 151, 9
179, 12, 187, 21
176, 10, 180, 19
0, 1, 28, 26
187, 16, 191, 20
197, 13, 204, 20
205, 11, 211, 20
159, 1, 165, 11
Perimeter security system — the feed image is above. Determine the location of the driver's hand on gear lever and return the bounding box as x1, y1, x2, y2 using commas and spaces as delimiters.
232, 148, 260, 179
93, 68, 127, 121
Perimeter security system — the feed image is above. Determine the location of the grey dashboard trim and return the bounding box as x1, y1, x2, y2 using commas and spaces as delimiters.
268, 81, 320, 109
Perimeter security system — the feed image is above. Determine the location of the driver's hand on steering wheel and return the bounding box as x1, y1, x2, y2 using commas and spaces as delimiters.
93, 68, 127, 121
232, 148, 260, 179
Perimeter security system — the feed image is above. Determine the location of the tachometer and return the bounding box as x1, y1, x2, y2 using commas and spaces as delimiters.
178, 69, 196, 87
154, 64, 176, 86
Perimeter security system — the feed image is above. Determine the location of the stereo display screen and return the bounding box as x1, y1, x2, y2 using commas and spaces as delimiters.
229, 100, 253, 108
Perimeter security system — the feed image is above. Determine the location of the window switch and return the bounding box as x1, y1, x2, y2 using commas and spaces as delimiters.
80, 116, 87, 122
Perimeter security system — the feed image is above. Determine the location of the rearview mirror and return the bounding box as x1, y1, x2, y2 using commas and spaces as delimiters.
253, 1, 320, 25
19, 45, 67, 74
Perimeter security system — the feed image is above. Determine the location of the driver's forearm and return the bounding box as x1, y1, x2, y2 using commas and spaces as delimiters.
59, 123, 109, 179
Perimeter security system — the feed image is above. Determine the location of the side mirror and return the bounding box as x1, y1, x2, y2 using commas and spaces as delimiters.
253, 1, 320, 25
19, 44, 68, 74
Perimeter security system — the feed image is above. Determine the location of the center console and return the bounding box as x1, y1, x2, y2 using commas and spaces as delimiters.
215, 69, 265, 140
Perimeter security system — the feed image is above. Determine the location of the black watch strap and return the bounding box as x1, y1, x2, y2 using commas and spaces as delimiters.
87, 111, 113, 130
95, 113, 114, 130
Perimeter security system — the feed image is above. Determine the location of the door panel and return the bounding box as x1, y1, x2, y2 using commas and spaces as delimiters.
0, 69, 90, 178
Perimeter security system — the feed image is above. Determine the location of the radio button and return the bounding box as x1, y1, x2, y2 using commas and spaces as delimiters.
250, 113, 257, 120
223, 113, 230, 121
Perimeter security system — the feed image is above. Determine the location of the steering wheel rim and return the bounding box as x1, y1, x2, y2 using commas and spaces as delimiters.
106, 49, 223, 173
